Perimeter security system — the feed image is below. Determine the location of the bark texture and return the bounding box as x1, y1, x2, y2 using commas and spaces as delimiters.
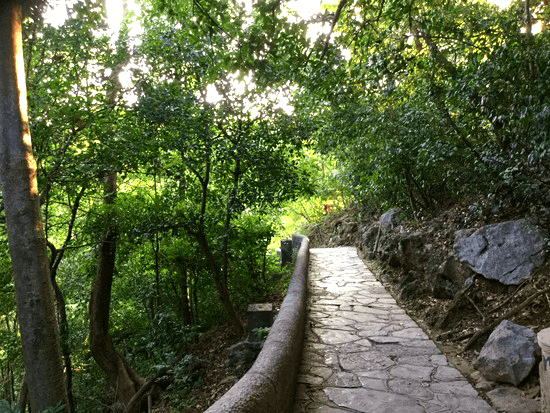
0, 2, 68, 411
89, 174, 144, 411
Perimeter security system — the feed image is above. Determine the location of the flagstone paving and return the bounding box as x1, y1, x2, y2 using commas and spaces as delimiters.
293, 247, 495, 413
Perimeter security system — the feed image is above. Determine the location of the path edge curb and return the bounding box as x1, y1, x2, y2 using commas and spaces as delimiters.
204, 234, 309, 413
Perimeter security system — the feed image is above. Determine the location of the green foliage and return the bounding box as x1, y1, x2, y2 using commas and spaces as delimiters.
303, 0, 550, 214
252, 326, 271, 341
42, 403, 66, 413
155, 353, 208, 410
7, 0, 549, 410
0, 401, 21, 413
0, 401, 65, 413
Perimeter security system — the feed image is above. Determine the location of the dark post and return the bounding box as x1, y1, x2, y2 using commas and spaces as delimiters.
281, 239, 292, 267
247, 303, 273, 342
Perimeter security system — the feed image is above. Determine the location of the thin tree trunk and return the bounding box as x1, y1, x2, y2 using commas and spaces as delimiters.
191, 271, 199, 324
89, 174, 144, 411
196, 231, 243, 331
49, 270, 74, 413
175, 258, 193, 325
221, 158, 241, 287
46, 187, 85, 413
0, 2, 68, 411
186, 158, 242, 331
152, 235, 160, 314
153, 167, 160, 314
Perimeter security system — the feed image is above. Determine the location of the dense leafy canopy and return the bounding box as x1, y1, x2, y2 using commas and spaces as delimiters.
306, 0, 550, 211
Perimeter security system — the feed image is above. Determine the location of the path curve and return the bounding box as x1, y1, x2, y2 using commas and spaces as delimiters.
294, 247, 496, 413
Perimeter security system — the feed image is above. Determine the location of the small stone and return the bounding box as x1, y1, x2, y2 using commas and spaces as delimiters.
486, 386, 541, 413
471, 370, 497, 391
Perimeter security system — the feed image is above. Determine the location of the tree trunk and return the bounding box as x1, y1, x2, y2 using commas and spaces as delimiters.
89, 174, 144, 411
50, 270, 75, 413
174, 258, 193, 325
0, 2, 68, 412
196, 230, 243, 332
221, 158, 241, 288
89, 3, 144, 407
46, 188, 85, 413
191, 271, 199, 324
186, 159, 242, 331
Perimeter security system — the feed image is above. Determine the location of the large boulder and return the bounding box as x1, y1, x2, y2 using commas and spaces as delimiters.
454, 219, 547, 285
474, 320, 539, 386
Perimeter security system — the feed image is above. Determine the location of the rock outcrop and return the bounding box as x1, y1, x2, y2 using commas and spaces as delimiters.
454, 219, 547, 285
225, 341, 264, 378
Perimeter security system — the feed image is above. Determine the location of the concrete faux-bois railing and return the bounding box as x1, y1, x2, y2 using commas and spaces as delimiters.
205, 234, 309, 413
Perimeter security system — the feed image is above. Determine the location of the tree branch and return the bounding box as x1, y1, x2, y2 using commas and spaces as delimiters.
463, 286, 550, 351
320, 0, 348, 61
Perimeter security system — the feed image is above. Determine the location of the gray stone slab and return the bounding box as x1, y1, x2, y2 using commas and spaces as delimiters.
390, 364, 434, 381
311, 328, 359, 345
434, 393, 495, 412
387, 378, 435, 400
356, 370, 390, 380
391, 327, 430, 340
309, 366, 334, 380
397, 355, 437, 367
339, 351, 396, 371
325, 387, 426, 413
339, 340, 373, 353
327, 372, 361, 388
428, 380, 480, 397
376, 342, 441, 357
356, 376, 388, 391
434, 365, 467, 381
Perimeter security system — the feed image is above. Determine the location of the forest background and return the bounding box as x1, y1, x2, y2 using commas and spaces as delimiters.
1, 0, 549, 411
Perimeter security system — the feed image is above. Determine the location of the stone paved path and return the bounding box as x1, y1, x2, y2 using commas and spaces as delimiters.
293, 247, 496, 413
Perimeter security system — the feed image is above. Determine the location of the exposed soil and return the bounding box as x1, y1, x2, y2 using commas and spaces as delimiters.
163, 294, 286, 413
179, 322, 243, 413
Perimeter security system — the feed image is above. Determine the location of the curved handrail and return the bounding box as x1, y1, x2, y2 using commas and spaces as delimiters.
204, 234, 309, 413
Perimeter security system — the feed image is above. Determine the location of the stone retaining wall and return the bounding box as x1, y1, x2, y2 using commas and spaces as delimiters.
204, 234, 309, 413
